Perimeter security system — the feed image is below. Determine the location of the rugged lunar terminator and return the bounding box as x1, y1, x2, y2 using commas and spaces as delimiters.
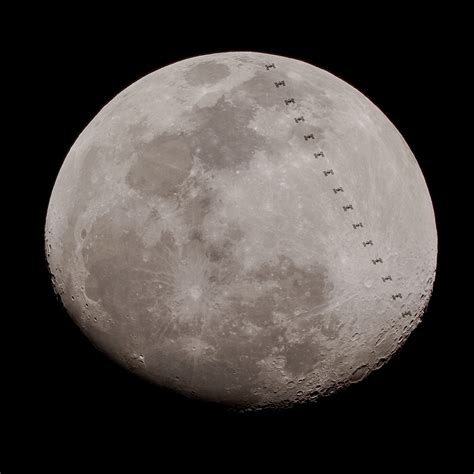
45, 52, 437, 409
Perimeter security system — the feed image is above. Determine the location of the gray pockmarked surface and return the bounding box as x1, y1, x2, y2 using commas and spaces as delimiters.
45, 52, 437, 409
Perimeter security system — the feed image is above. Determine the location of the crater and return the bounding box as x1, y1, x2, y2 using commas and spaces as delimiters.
79, 203, 334, 402
210, 254, 334, 383
320, 315, 343, 340
283, 336, 323, 377
350, 364, 369, 383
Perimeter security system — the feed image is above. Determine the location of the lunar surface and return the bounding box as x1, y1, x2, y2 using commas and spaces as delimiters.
45, 52, 437, 410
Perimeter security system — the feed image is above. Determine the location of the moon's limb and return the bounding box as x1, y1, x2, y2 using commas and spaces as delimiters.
45, 52, 437, 409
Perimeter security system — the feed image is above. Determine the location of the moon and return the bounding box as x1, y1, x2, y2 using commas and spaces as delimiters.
45, 52, 437, 410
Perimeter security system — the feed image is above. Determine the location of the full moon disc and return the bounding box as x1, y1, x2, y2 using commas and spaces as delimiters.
45, 52, 437, 409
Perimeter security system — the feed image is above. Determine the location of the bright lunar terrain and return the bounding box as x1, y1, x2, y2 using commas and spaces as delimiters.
45, 52, 437, 410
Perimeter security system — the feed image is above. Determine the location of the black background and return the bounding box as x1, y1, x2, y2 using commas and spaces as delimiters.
14, 11, 465, 468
